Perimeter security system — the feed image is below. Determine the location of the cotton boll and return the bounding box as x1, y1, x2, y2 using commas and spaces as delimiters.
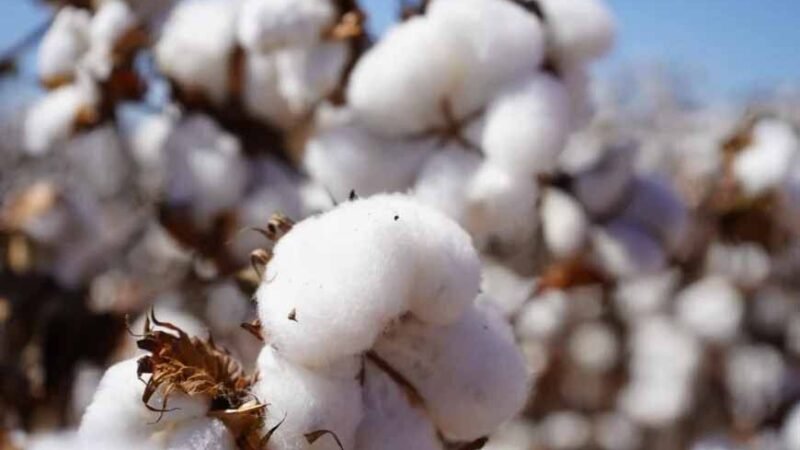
676, 276, 744, 344
24, 82, 99, 156
482, 74, 572, 176
483, 420, 537, 450
733, 119, 799, 197
705, 242, 771, 289
539, 411, 592, 450
38, 7, 91, 84
242, 53, 295, 128
64, 125, 130, 198
155, 0, 239, 105
541, 187, 588, 258
613, 269, 678, 321
591, 220, 666, 278
84, 0, 137, 79
237, 0, 336, 51
80, 359, 210, 441
355, 362, 443, 450
560, 62, 594, 129
515, 290, 568, 341
275, 42, 349, 116
205, 282, 250, 335
347, 18, 461, 136
414, 145, 482, 225
465, 163, 540, 247
538, 0, 616, 63
594, 413, 642, 450
165, 417, 236, 450
567, 322, 618, 373
28, 433, 155, 450
725, 345, 785, 423
478, 259, 535, 318
305, 111, 435, 201
572, 146, 635, 216
252, 347, 362, 450
373, 306, 529, 441
618, 176, 689, 252
129, 113, 175, 192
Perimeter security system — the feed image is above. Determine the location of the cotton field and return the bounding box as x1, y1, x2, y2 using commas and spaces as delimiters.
0, 1, 799, 449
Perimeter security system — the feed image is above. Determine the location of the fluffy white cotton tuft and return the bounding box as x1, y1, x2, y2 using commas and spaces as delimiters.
165, 417, 236, 450
482, 74, 572, 176
591, 220, 666, 278
705, 242, 771, 289
414, 145, 482, 225
238, 0, 336, 50
155, 0, 238, 105
541, 187, 588, 258
275, 42, 349, 115
37, 7, 90, 83
256, 194, 480, 366
252, 347, 363, 450
515, 290, 568, 341
725, 345, 785, 423
733, 119, 799, 197
373, 306, 529, 441
84, 0, 137, 79
24, 81, 98, 156
676, 276, 744, 343
479, 259, 536, 318
242, 52, 295, 127
538, 0, 616, 63
354, 362, 443, 450
618, 177, 689, 253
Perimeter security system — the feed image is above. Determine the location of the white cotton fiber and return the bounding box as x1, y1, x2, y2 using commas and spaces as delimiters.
37, 7, 90, 83
783, 403, 800, 450
373, 306, 529, 441
482, 74, 572, 176
84, 0, 137, 79
275, 42, 349, 115
166, 417, 236, 450
541, 187, 588, 258
465, 163, 540, 246
252, 347, 362, 450
538, 0, 616, 63
413, 145, 482, 225
80, 359, 210, 441
24, 81, 98, 156
618, 176, 689, 252
612, 269, 678, 321
242, 52, 295, 128
155, 0, 238, 105
591, 220, 666, 278
515, 290, 568, 341
238, 0, 336, 51
725, 345, 785, 423
479, 259, 536, 318
256, 194, 481, 366
705, 242, 771, 290
733, 118, 799, 197
305, 108, 435, 200
676, 276, 744, 344
572, 146, 635, 217
354, 362, 443, 450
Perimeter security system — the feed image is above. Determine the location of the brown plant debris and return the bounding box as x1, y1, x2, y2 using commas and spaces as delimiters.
135, 310, 264, 449
304, 429, 344, 450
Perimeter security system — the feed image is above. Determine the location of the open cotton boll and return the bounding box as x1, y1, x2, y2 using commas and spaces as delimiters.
705, 242, 771, 289
541, 187, 588, 258
253, 347, 362, 450
275, 42, 350, 116
567, 322, 618, 373
165, 417, 236, 450
155, 0, 239, 105
373, 306, 529, 441
591, 220, 666, 278
733, 119, 799, 197
130, 113, 175, 192
515, 290, 568, 341
537, 0, 616, 63
479, 259, 535, 318
572, 146, 635, 217
539, 411, 592, 450
164, 115, 247, 227
613, 269, 678, 321
238, 0, 336, 51
618, 177, 689, 252
482, 74, 572, 176
305, 108, 435, 200
427, 0, 546, 115
355, 362, 443, 450
38, 7, 90, 84
84, 0, 137, 79
414, 145, 482, 225
676, 276, 744, 344
24, 82, 99, 156
243, 53, 295, 128
725, 345, 785, 423
347, 17, 466, 136
256, 194, 480, 365
465, 163, 540, 247
80, 359, 210, 441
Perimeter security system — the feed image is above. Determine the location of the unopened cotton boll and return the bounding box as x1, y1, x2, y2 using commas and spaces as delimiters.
355, 362, 443, 450
414, 145, 482, 225
591, 220, 666, 278
165, 417, 236, 450
37, 7, 91, 84
373, 306, 529, 441
733, 119, 799, 197
256, 194, 479, 366
482, 74, 572, 176
252, 347, 362, 450
24, 82, 98, 156
541, 187, 588, 258
465, 163, 540, 247
275, 42, 349, 115
155, 0, 239, 105
237, 0, 336, 50
305, 105, 436, 200
538, 0, 616, 63
676, 276, 744, 343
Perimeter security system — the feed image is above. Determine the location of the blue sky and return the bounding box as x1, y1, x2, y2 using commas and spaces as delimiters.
2, 0, 799, 99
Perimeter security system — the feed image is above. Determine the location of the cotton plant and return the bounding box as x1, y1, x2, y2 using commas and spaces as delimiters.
304, 0, 615, 251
